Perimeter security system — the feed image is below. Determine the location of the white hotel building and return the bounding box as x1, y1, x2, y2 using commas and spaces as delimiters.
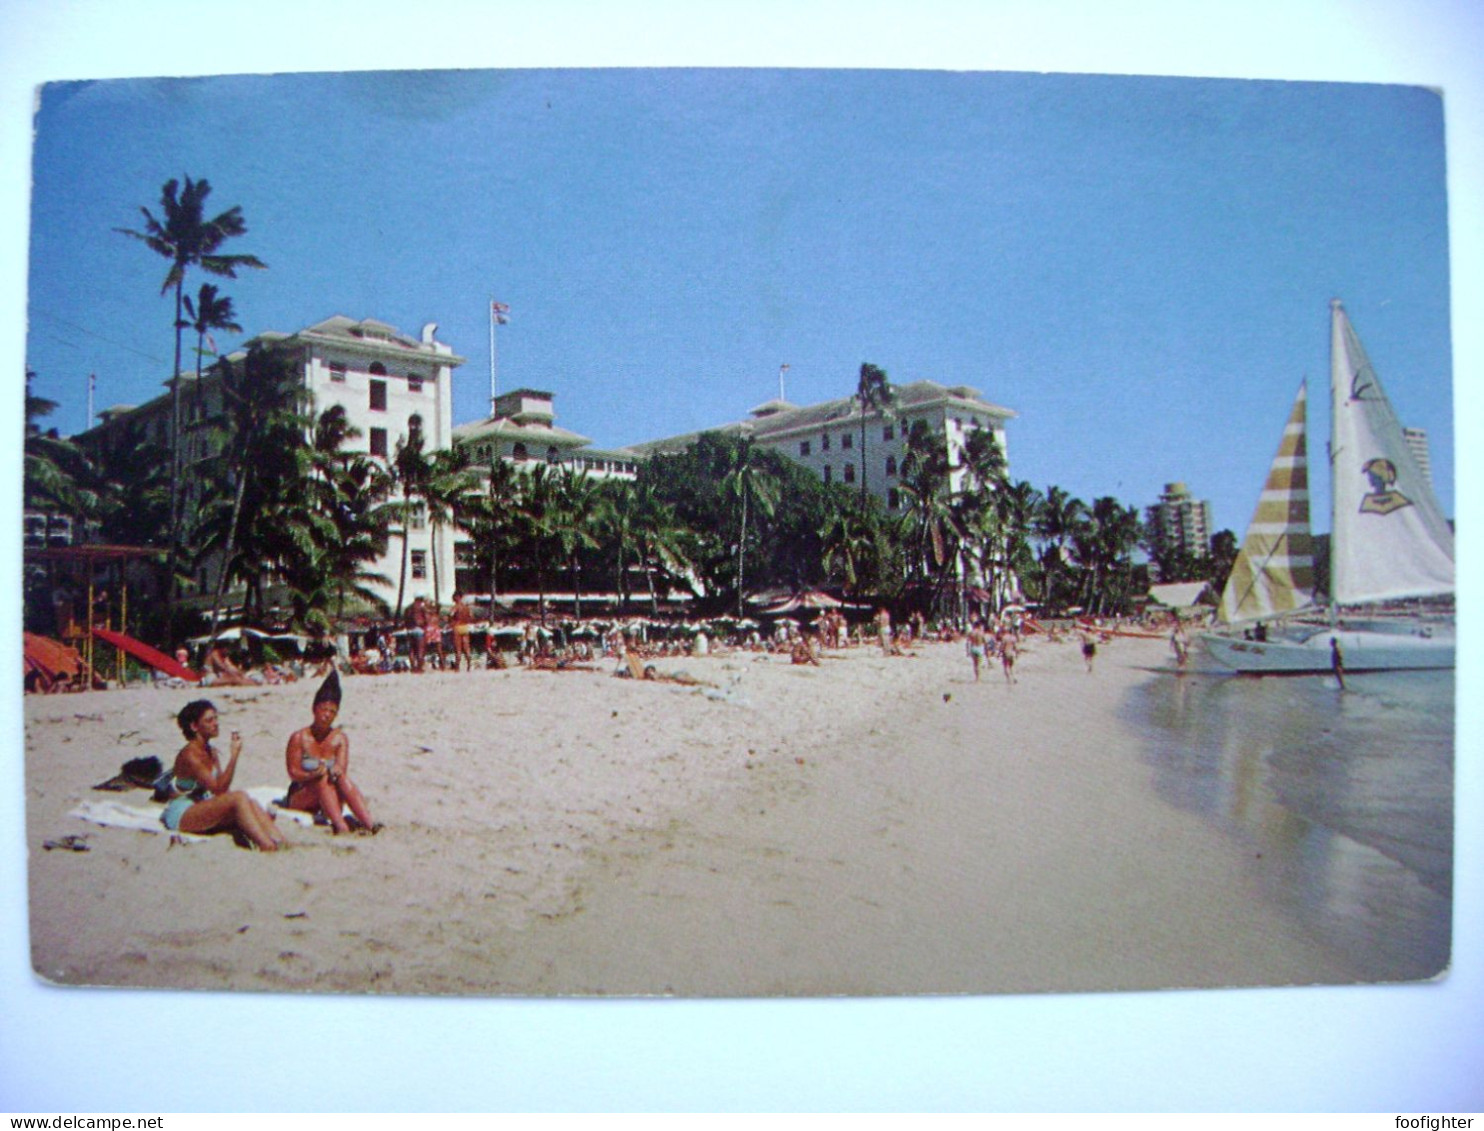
80, 315, 466, 614
628, 380, 1016, 510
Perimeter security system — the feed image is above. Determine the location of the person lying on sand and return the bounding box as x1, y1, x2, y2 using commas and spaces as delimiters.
642, 663, 714, 687
282, 672, 380, 835
159, 700, 288, 850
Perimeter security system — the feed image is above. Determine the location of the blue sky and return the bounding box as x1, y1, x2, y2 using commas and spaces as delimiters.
26, 67, 1453, 536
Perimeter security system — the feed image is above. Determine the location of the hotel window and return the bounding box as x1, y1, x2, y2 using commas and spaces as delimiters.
888, 488, 901, 509
369, 379, 388, 412
821, 433, 830, 451
799, 441, 811, 457
823, 465, 832, 483
409, 503, 427, 531
886, 455, 898, 476
369, 362, 388, 376
883, 424, 894, 441
546, 446, 560, 463
842, 432, 853, 449
370, 427, 388, 458
411, 550, 428, 580
329, 362, 347, 383
408, 372, 424, 393
513, 443, 528, 460
843, 463, 855, 484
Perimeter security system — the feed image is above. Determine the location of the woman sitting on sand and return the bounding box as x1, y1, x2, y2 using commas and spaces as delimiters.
159, 700, 288, 851
283, 672, 379, 835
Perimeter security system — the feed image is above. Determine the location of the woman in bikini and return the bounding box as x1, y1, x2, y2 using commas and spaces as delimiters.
160, 700, 288, 850
283, 672, 379, 835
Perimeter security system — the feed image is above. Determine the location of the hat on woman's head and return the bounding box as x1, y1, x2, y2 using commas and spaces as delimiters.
312, 669, 342, 708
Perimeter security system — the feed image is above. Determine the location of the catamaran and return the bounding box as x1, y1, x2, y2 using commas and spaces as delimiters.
1201, 300, 1454, 673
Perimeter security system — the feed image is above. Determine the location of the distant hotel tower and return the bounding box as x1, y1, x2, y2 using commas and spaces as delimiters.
1403, 427, 1434, 489
1149, 481, 1213, 559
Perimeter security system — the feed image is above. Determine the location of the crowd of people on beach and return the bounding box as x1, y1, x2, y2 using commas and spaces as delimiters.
80, 604, 1193, 852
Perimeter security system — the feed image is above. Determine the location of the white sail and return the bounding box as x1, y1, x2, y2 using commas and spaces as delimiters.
1217, 380, 1317, 624
1328, 300, 1454, 605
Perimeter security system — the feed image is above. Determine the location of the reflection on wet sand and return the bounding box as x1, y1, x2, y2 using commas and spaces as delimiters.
1133, 668, 1452, 983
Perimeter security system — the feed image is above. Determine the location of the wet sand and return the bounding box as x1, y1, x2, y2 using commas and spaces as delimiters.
25, 633, 1360, 995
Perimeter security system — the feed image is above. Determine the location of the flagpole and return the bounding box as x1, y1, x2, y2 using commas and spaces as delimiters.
87, 372, 95, 431
779, 363, 789, 402
489, 300, 510, 415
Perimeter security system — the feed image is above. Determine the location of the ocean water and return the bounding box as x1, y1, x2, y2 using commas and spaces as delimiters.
1125, 664, 1454, 983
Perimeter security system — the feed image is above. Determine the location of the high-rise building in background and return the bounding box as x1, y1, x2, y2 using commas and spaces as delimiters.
1148, 481, 1213, 561
1403, 427, 1434, 489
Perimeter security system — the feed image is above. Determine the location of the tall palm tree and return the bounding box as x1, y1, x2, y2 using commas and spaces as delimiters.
307, 405, 394, 620
390, 426, 432, 618
897, 418, 954, 598
180, 282, 241, 422
721, 436, 781, 616
199, 344, 312, 638
420, 446, 481, 609
855, 362, 894, 506
116, 176, 266, 636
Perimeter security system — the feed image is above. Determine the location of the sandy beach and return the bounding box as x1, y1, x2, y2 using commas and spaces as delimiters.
25, 632, 1363, 997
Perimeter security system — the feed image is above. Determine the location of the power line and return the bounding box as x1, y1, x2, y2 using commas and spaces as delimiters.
29, 308, 169, 365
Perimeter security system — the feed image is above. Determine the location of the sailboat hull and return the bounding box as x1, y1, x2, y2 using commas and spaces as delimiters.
1200, 627, 1453, 673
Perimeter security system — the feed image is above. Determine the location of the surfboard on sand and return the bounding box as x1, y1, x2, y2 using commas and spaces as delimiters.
92, 626, 201, 682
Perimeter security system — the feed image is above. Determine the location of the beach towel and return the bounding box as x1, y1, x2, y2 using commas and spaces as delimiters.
67, 786, 318, 843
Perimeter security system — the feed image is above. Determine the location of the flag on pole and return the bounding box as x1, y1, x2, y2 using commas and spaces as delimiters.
491, 301, 510, 325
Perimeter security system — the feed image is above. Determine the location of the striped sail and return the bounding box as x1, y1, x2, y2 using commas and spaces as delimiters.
1217, 380, 1316, 624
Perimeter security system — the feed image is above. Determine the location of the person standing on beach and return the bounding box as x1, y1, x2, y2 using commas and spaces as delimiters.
999, 627, 1018, 685
284, 671, 379, 835
876, 607, 893, 656
1330, 636, 1347, 690
1080, 631, 1097, 673
1170, 621, 1189, 669
966, 620, 987, 681
450, 591, 475, 672
406, 596, 429, 672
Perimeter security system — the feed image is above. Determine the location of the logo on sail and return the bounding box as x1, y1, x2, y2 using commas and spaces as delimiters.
1358, 457, 1412, 516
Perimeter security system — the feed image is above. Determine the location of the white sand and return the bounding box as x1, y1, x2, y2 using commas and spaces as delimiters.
25, 634, 1359, 995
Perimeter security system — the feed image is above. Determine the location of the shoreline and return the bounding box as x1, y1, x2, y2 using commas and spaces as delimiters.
26, 632, 1361, 996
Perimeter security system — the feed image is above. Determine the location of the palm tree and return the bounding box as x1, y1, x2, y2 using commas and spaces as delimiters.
390, 427, 431, 618
1032, 486, 1085, 614
721, 436, 781, 616
855, 362, 895, 506
550, 467, 607, 619
116, 176, 266, 634
458, 456, 525, 607
820, 503, 881, 603
198, 343, 313, 638
420, 446, 481, 609
631, 485, 694, 617
897, 418, 954, 600
307, 405, 394, 620
179, 282, 241, 422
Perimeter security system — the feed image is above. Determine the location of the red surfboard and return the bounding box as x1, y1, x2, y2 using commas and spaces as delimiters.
93, 626, 201, 682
